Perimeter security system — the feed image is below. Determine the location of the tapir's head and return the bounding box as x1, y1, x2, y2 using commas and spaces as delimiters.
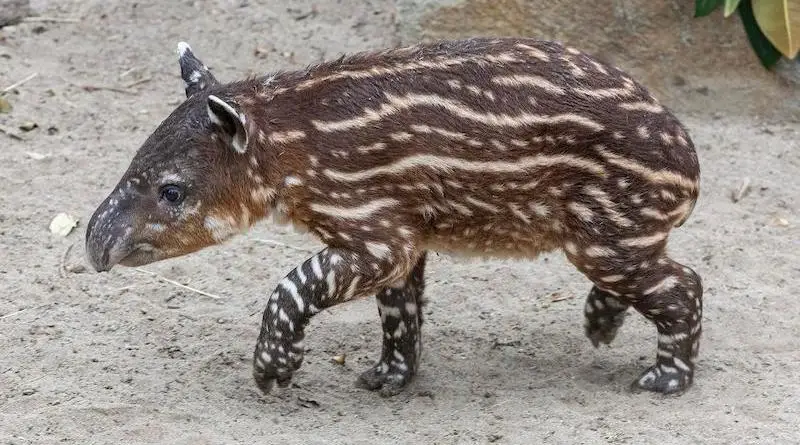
86, 43, 273, 271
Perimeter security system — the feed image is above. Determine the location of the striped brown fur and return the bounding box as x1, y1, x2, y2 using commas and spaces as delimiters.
86, 37, 703, 397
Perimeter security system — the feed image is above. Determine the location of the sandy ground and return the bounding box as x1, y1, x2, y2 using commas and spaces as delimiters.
1, 1, 799, 444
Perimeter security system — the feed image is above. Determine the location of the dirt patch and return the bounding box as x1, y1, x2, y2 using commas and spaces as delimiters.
1, 0, 798, 443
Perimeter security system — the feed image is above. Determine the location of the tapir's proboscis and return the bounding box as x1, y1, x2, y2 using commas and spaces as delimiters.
86, 37, 703, 398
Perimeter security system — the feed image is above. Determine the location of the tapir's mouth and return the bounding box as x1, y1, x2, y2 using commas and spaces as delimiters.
118, 244, 162, 267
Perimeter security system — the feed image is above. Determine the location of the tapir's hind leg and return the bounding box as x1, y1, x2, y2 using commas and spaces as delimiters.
625, 257, 702, 393
567, 241, 703, 394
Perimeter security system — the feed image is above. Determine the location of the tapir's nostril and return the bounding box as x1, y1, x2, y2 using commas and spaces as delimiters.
85, 197, 134, 272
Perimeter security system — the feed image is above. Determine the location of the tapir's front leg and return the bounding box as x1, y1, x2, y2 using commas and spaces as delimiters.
253, 243, 420, 393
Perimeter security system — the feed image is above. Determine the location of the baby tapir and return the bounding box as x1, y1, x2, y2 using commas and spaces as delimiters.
86, 37, 703, 397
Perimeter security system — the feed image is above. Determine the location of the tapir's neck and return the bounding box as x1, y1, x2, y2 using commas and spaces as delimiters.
219, 76, 316, 229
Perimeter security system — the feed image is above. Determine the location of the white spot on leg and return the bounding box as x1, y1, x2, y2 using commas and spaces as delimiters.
279, 277, 305, 312
325, 270, 337, 299
378, 302, 402, 321
673, 357, 691, 372
393, 322, 407, 338
638, 370, 656, 386
311, 255, 323, 278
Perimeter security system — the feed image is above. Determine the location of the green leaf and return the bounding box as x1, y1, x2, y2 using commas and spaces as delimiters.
752, 0, 800, 59
695, 0, 724, 17
739, 0, 783, 69
724, 0, 743, 17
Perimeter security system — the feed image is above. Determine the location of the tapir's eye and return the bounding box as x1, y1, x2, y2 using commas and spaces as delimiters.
159, 184, 184, 204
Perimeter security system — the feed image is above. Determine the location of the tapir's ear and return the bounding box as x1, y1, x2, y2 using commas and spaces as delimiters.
177, 42, 219, 98
207, 95, 249, 154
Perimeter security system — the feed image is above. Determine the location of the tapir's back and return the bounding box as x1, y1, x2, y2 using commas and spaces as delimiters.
258, 37, 700, 258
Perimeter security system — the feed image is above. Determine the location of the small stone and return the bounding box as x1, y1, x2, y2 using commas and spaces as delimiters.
19, 121, 38, 131
772, 217, 790, 227
22, 388, 36, 395
331, 354, 346, 365
66, 264, 87, 274
25, 151, 49, 160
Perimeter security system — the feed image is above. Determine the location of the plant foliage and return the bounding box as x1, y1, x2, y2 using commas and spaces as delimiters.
695, 0, 798, 69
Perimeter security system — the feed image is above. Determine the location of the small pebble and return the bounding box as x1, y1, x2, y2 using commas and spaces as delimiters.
19, 121, 38, 131
22, 388, 36, 396
66, 264, 87, 274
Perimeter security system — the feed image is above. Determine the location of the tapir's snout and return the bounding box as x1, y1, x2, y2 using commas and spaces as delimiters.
85, 194, 135, 272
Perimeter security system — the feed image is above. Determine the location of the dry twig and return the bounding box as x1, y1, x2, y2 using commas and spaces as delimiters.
2, 73, 38, 94
59, 243, 74, 278
79, 84, 138, 95
1, 304, 49, 320
22, 16, 80, 23
731, 177, 751, 203
118, 67, 141, 79
254, 238, 316, 253
549, 292, 573, 302
134, 268, 223, 300
123, 77, 152, 89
